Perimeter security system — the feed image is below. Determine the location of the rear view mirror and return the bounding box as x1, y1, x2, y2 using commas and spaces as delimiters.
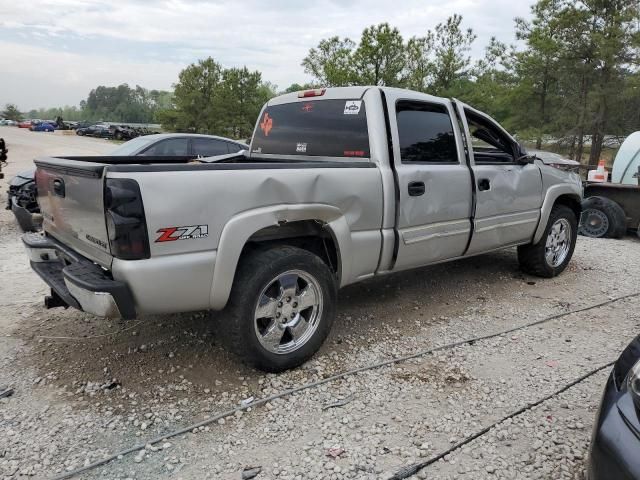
515, 154, 536, 165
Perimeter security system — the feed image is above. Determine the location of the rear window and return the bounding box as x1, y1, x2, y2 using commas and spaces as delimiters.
251, 99, 370, 158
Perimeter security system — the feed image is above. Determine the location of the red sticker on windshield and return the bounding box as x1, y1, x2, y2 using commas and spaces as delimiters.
260, 112, 273, 136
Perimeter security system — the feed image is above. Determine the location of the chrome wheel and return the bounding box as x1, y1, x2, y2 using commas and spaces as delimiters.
253, 270, 323, 355
545, 218, 572, 267
579, 209, 609, 238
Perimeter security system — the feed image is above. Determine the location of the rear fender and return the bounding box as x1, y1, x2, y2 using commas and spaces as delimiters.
209, 204, 352, 310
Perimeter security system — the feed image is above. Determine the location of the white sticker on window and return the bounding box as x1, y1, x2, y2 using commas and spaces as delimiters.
344, 100, 362, 115
296, 142, 307, 153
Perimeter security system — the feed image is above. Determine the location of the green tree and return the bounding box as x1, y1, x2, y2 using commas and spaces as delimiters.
431, 14, 477, 94
2, 104, 21, 121
301, 37, 355, 87
159, 57, 275, 138
404, 34, 435, 91
352, 23, 406, 86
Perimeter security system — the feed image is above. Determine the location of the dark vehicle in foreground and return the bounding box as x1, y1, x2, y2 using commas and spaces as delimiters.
7, 134, 248, 231
588, 335, 640, 480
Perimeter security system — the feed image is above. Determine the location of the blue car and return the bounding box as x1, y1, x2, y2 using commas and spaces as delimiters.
30, 122, 56, 132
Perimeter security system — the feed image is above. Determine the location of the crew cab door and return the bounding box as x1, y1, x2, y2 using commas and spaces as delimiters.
383, 90, 473, 271
455, 103, 543, 254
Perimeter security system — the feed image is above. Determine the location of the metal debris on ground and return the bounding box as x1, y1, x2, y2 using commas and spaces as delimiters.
321, 394, 354, 410
241, 466, 262, 479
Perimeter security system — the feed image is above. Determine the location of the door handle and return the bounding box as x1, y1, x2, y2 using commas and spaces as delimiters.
478, 178, 491, 191
408, 181, 426, 196
52, 178, 65, 197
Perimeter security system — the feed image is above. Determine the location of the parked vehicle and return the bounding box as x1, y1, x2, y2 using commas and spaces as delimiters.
110, 124, 138, 141
30, 122, 56, 132
109, 133, 248, 156
7, 169, 39, 231
0, 119, 17, 126
579, 133, 640, 239
70, 121, 94, 131
7, 134, 246, 230
0, 138, 7, 180
76, 124, 111, 138
23, 86, 582, 371
18, 120, 32, 129
588, 335, 640, 480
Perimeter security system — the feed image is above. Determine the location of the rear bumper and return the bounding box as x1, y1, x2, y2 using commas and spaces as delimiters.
23, 233, 136, 319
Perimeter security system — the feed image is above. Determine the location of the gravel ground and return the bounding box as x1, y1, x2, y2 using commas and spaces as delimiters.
0, 127, 639, 480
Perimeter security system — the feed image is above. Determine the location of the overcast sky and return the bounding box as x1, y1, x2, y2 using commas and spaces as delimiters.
0, 0, 532, 111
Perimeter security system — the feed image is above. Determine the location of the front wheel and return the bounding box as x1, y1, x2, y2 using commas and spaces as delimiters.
222, 246, 337, 372
518, 204, 578, 278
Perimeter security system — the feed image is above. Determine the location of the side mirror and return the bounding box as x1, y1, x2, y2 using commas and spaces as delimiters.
515, 154, 536, 165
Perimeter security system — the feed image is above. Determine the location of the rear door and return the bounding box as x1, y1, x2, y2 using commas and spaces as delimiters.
35, 158, 112, 267
383, 90, 473, 271
456, 103, 543, 254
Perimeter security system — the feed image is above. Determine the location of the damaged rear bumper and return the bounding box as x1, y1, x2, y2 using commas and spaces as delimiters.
23, 233, 136, 319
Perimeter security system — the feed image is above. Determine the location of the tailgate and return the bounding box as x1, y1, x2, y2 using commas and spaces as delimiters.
34, 157, 112, 267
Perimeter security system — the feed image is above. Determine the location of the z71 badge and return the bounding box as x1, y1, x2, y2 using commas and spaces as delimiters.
156, 225, 209, 242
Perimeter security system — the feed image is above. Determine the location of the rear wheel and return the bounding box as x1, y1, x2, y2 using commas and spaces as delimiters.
579, 196, 626, 239
222, 246, 337, 372
518, 204, 578, 278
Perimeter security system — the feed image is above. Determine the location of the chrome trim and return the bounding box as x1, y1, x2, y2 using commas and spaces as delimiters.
65, 280, 122, 318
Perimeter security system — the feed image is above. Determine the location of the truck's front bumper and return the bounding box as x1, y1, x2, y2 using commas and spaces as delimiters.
23, 233, 136, 319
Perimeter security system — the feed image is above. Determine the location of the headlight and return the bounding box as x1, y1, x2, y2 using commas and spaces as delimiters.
627, 360, 640, 403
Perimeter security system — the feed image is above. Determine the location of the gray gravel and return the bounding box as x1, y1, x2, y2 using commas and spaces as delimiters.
1, 127, 639, 480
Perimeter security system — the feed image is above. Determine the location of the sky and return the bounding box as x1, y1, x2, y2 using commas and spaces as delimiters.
0, 0, 533, 111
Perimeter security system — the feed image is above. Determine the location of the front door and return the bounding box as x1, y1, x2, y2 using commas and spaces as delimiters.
384, 91, 473, 271
456, 103, 543, 255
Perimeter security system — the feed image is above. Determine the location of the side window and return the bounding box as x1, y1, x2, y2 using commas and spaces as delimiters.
465, 111, 515, 163
192, 138, 230, 157
396, 101, 458, 163
142, 138, 189, 156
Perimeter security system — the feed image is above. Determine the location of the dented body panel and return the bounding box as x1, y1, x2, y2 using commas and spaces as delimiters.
26, 86, 582, 319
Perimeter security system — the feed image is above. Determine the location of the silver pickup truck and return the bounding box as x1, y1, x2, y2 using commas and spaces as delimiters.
24, 86, 582, 371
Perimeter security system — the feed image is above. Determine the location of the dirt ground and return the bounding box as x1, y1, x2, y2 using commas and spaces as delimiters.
0, 127, 639, 480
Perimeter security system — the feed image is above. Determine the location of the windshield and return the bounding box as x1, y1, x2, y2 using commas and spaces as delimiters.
109, 136, 155, 156
251, 99, 370, 158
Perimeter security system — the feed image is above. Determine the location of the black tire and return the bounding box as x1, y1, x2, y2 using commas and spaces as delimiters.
579, 196, 626, 239
518, 204, 578, 278
76, 130, 83, 136
222, 245, 337, 372
115, 131, 122, 140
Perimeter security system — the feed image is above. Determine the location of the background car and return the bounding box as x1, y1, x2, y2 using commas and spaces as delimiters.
70, 121, 93, 130
110, 133, 248, 156
18, 120, 32, 129
7, 133, 248, 231
588, 335, 640, 479
76, 124, 111, 138
110, 124, 138, 141
30, 122, 56, 132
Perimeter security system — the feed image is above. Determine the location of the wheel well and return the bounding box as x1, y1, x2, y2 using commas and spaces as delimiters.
242, 220, 340, 277
555, 194, 582, 220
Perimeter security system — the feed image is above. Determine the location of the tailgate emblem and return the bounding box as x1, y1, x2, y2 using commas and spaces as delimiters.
156, 225, 209, 242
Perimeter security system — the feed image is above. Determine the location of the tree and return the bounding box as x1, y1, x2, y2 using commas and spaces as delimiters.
301, 37, 355, 87
159, 57, 275, 137
352, 23, 406, 86
404, 34, 435, 92
2, 104, 22, 121
431, 14, 477, 94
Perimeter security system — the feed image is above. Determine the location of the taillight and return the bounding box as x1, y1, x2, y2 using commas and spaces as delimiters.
104, 178, 149, 260
298, 88, 326, 98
